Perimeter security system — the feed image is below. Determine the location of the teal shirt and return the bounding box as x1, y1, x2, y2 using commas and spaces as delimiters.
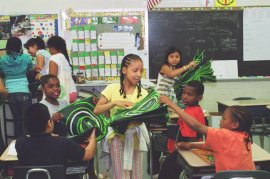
0, 53, 33, 93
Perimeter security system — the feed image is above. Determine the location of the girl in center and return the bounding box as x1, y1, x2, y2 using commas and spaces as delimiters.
156, 47, 196, 103
94, 54, 148, 179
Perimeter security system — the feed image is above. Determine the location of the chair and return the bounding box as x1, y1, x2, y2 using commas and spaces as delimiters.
233, 97, 256, 100
213, 170, 270, 179
14, 165, 66, 179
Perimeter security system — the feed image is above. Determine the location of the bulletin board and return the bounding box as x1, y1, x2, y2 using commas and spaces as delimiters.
0, 14, 58, 50
67, 10, 147, 81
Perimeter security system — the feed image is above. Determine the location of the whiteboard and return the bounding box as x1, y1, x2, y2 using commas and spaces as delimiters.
244, 7, 270, 61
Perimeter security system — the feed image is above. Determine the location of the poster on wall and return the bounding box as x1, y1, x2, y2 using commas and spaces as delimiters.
10, 15, 32, 44
0, 16, 11, 49
30, 14, 58, 41
67, 10, 147, 81
9, 14, 58, 45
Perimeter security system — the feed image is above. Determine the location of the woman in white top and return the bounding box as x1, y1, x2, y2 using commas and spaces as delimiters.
47, 36, 77, 103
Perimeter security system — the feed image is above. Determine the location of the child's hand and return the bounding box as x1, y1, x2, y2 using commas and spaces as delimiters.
113, 100, 133, 109
52, 112, 64, 122
188, 60, 197, 68
176, 142, 192, 150
160, 95, 172, 107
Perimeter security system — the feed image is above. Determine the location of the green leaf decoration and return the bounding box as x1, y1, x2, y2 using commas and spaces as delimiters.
60, 89, 169, 142
174, 50, 216, 100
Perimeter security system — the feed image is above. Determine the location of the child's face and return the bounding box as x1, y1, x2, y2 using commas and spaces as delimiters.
167, 52, 181, 67
122, 60, 143, 86
27, 45, 38, 57
42, 78, 61, 100
220, 109, 239, 130
181, 85, 201, 106
48, 47, 57, 55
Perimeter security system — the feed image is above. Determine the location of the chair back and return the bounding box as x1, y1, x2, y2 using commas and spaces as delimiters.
213, 170, 270, 179
14, 165, 65, 179
233, 97, 255, 100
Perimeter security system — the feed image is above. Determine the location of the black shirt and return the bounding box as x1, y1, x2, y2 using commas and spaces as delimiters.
15, 133, 85, 166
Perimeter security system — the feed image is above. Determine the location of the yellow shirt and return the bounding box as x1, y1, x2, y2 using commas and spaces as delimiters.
101, 83, 148, 116
101, 83, 148, 144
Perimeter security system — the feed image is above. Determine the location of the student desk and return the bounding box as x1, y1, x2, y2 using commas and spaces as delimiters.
177, 142, 270, 179
0, 140, 16, 162
217, 99, 270, 115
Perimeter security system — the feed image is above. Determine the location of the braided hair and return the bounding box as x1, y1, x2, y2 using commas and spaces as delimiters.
227, 106, 253, 151
119, 54, 143, 98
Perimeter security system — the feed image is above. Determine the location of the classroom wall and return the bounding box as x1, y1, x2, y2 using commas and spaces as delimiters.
0, 0, 146, 14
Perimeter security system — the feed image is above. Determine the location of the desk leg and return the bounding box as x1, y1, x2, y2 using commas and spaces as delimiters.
148, 130, 153, 179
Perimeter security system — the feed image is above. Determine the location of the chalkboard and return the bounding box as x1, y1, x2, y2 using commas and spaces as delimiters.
149, 10, 244, 79
149, 10, 270, 78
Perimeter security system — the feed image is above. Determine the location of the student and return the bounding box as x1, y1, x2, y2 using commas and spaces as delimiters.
47, 36, 77, 103
151, 80, 205, 176
39, 74, 68, 136
24, 37, 51, 79
160, 97, 255, 172
39, 74, 97, 178
94, 54, 148, 179
0, 37, 33, 137
15, 103, 96, 167
167, 80, 205, 152
156, 47, 196, 103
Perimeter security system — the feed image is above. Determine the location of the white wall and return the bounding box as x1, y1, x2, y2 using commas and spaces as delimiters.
0, 0, 147, 14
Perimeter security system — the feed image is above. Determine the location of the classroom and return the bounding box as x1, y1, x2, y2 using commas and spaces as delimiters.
0, 0, 270, 179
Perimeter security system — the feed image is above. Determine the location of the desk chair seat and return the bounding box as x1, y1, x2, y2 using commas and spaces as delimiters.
213, 170, 270, 179
14, 165, 65, 179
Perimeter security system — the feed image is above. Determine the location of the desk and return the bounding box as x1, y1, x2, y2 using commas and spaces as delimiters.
178, 143, 270, 179
0, 140, 89, 177
217, 99, 270, 114
0, 140, 17, 161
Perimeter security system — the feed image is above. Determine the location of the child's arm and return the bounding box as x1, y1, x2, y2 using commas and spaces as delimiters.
34, 55, 45, 80
93, 95, 133, 115
160, 61, 196, 78
176, 142, 209, 151
160, 95, 208, 135
49, 61, 58, 76
82, 128, 96, 161
35, 55, 45, 72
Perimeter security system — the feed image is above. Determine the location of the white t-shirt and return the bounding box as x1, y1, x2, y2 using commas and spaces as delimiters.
49, 53, 77, 102
40, 99, 68, 117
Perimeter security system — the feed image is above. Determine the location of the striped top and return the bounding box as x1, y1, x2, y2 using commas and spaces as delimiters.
156, 73, 178, 103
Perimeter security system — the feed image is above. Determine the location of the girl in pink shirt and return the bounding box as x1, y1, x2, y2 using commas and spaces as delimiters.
160, 95, 255, 172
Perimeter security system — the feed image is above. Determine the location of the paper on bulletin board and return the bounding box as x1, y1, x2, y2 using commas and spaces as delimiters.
212, 60, 238, 79
98, 32, 135, 49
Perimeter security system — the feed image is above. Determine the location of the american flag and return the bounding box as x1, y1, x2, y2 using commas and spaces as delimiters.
147, 0, 161, 10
